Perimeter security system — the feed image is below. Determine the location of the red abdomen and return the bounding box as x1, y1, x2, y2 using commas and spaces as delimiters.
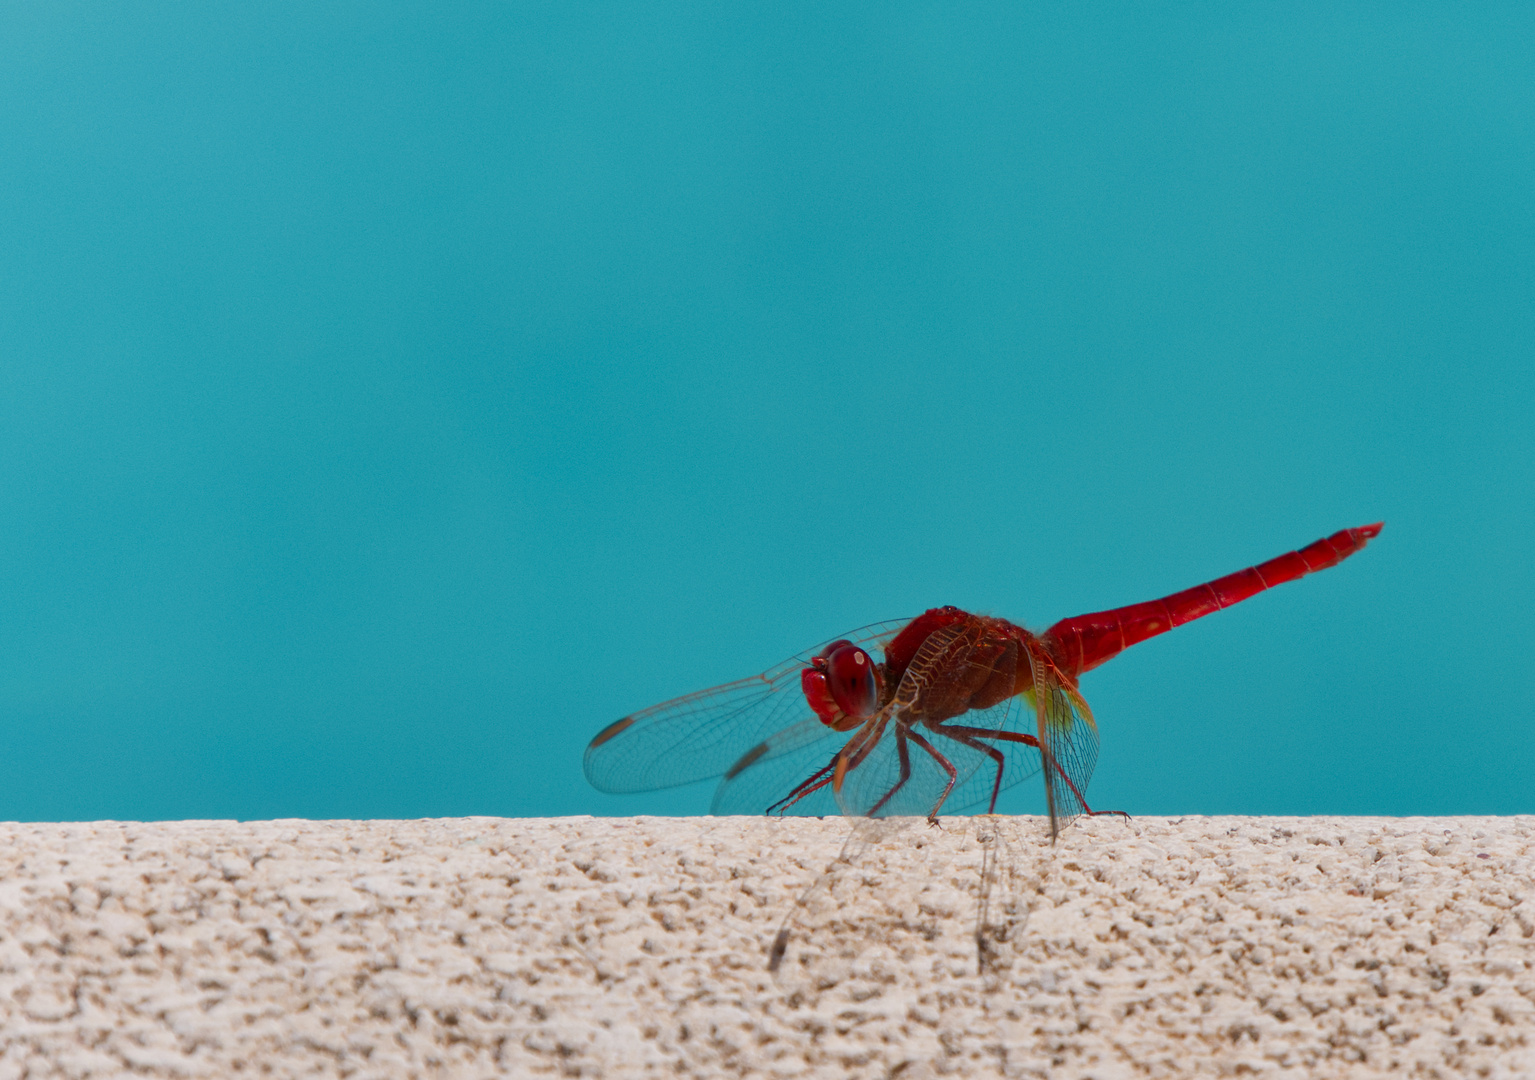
1043, 523, 1381, 676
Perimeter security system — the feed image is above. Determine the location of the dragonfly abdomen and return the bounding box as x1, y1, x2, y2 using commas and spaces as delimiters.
1042, 523, 1382, 676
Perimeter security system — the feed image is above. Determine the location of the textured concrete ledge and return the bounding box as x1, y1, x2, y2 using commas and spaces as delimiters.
0, 816, 1531, 1079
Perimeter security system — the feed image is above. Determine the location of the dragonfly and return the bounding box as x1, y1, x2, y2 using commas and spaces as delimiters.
584, 523, 1382, 839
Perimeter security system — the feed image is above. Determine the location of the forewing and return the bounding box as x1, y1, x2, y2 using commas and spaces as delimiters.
583, 620, 908, 795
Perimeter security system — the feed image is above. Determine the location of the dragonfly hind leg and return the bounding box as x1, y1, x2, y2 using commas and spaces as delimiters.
928, 722, 1013, 814
935, 724, 1131, 822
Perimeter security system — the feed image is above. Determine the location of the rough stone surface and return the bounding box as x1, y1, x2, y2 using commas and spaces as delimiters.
0, 815, 1531, 1078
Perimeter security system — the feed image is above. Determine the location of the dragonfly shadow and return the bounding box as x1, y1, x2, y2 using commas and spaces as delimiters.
767, 816, 911, 982
767, 815, 1065, 1000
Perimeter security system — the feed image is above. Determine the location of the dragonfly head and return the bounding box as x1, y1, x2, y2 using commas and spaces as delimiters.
801, 640, 883, 732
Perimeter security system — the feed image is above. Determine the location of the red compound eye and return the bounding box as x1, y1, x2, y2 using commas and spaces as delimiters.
801, 641, 883, 730
823, 644, 881, 721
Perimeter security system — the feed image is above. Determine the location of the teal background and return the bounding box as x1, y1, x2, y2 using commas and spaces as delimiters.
1, 5, 1529, 822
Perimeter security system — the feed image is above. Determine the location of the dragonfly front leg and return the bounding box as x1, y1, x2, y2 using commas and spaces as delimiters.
771, 712, 892, 815
767, 756, 840, 815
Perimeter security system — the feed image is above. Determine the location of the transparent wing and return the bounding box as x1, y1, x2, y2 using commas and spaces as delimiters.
834, 697, 1021, 818
911, 654, 1099, 823
940, 695, 1044, 814
583, 619, 909, 795
834, 620, 1022, 819
709, 718, 842, 816
1033, 660, 1100, 838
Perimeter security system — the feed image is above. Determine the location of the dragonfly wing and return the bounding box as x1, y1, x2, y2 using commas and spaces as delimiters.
1033, 661, 1100, 838
584, 668, 804, 794
941, 696, 1044, 814
708, 718, 842, 816
920, 664, 1098, 822
582, 619, 909, 795
834, 620, 1023, 819
834, 696, 1021, 818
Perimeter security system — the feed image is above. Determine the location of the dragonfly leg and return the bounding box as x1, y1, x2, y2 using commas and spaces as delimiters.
767, 756, 839, 815
949, 727, 1130, 823
865, 728, 913, 817
927, 723, 1037, 814
772, 713, 891, 815
904, 729, 959, 824
1083, 807, 1133, 822
1038, 750, 1128, 822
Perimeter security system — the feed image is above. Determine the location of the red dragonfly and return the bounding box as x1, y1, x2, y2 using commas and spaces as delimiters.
585, 524, 1381, 838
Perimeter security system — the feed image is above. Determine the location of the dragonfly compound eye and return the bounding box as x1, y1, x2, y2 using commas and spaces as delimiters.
824, 644, 881, 721
800, 640, 881, 731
